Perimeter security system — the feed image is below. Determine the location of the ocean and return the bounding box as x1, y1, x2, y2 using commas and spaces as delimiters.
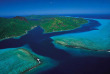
0, 14, 110, 74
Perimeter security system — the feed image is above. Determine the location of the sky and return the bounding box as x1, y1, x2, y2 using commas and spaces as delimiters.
0, 0, 110, 16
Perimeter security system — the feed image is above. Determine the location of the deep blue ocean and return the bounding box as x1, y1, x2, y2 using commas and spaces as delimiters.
0, 14, 110, 74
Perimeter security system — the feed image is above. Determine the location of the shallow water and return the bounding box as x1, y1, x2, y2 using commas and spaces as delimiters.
51, 19, 110, 51
0, 45, 58, 74
0, 15, 110, 74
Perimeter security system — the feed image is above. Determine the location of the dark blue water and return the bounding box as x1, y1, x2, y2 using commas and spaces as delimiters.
0, 15, 110, 74
0, 19, 100, 49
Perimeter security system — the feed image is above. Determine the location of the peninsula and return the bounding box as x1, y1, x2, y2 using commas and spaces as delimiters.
26, 15, 88, 33
0, 15, 88, 40
0, 16, 37, 40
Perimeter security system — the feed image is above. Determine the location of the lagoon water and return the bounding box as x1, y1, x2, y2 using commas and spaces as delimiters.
51, 19, 110, 51
0, 15, 110, 74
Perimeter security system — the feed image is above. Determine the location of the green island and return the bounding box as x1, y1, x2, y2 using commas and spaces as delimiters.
0, 15, 88, 40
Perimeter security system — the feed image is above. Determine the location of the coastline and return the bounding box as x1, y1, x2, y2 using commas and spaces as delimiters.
0, 16, 88, 42
0, 47, 41, 73
43, 24, 84, 34
52, 41, 110, 57
51, 18, 110, 52
0, 25, 37, 41
21, 48, 42, 73
23, 45, 58, 74
43, 19, 89, 34
0, 46, 58, 74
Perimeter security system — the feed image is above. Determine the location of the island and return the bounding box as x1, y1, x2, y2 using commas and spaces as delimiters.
0, 15, 88, 40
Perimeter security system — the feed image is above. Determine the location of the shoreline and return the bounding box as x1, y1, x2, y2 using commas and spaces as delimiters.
21, 48, 42, 73
0, 46, 58, 74
54, 40, 110, 52
43, 19, 89, 34
0, 47, 43, 73
51, 18, 110, 52
52, 41, 110, 57
0, 25, 37, 41
0, 16, 89, 41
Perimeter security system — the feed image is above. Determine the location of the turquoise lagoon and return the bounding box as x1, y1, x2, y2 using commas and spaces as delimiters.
0, 16, 110, 74
0, 45, 58, 74
51, 19, 110, 57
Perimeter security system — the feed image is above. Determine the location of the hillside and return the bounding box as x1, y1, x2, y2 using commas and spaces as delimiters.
39, 16, 88, 33
0, 17, 37, 40
0, 15, 88, 40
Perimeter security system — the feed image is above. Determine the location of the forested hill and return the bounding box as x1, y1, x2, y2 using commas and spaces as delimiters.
0, 17, 37, 40
0, 15, 88, 40
38, 16, 88, 33
25, 15, 88, 33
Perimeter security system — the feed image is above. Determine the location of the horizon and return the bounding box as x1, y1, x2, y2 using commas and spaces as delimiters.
1, 14, 110, 17
0, 0, 110, 16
